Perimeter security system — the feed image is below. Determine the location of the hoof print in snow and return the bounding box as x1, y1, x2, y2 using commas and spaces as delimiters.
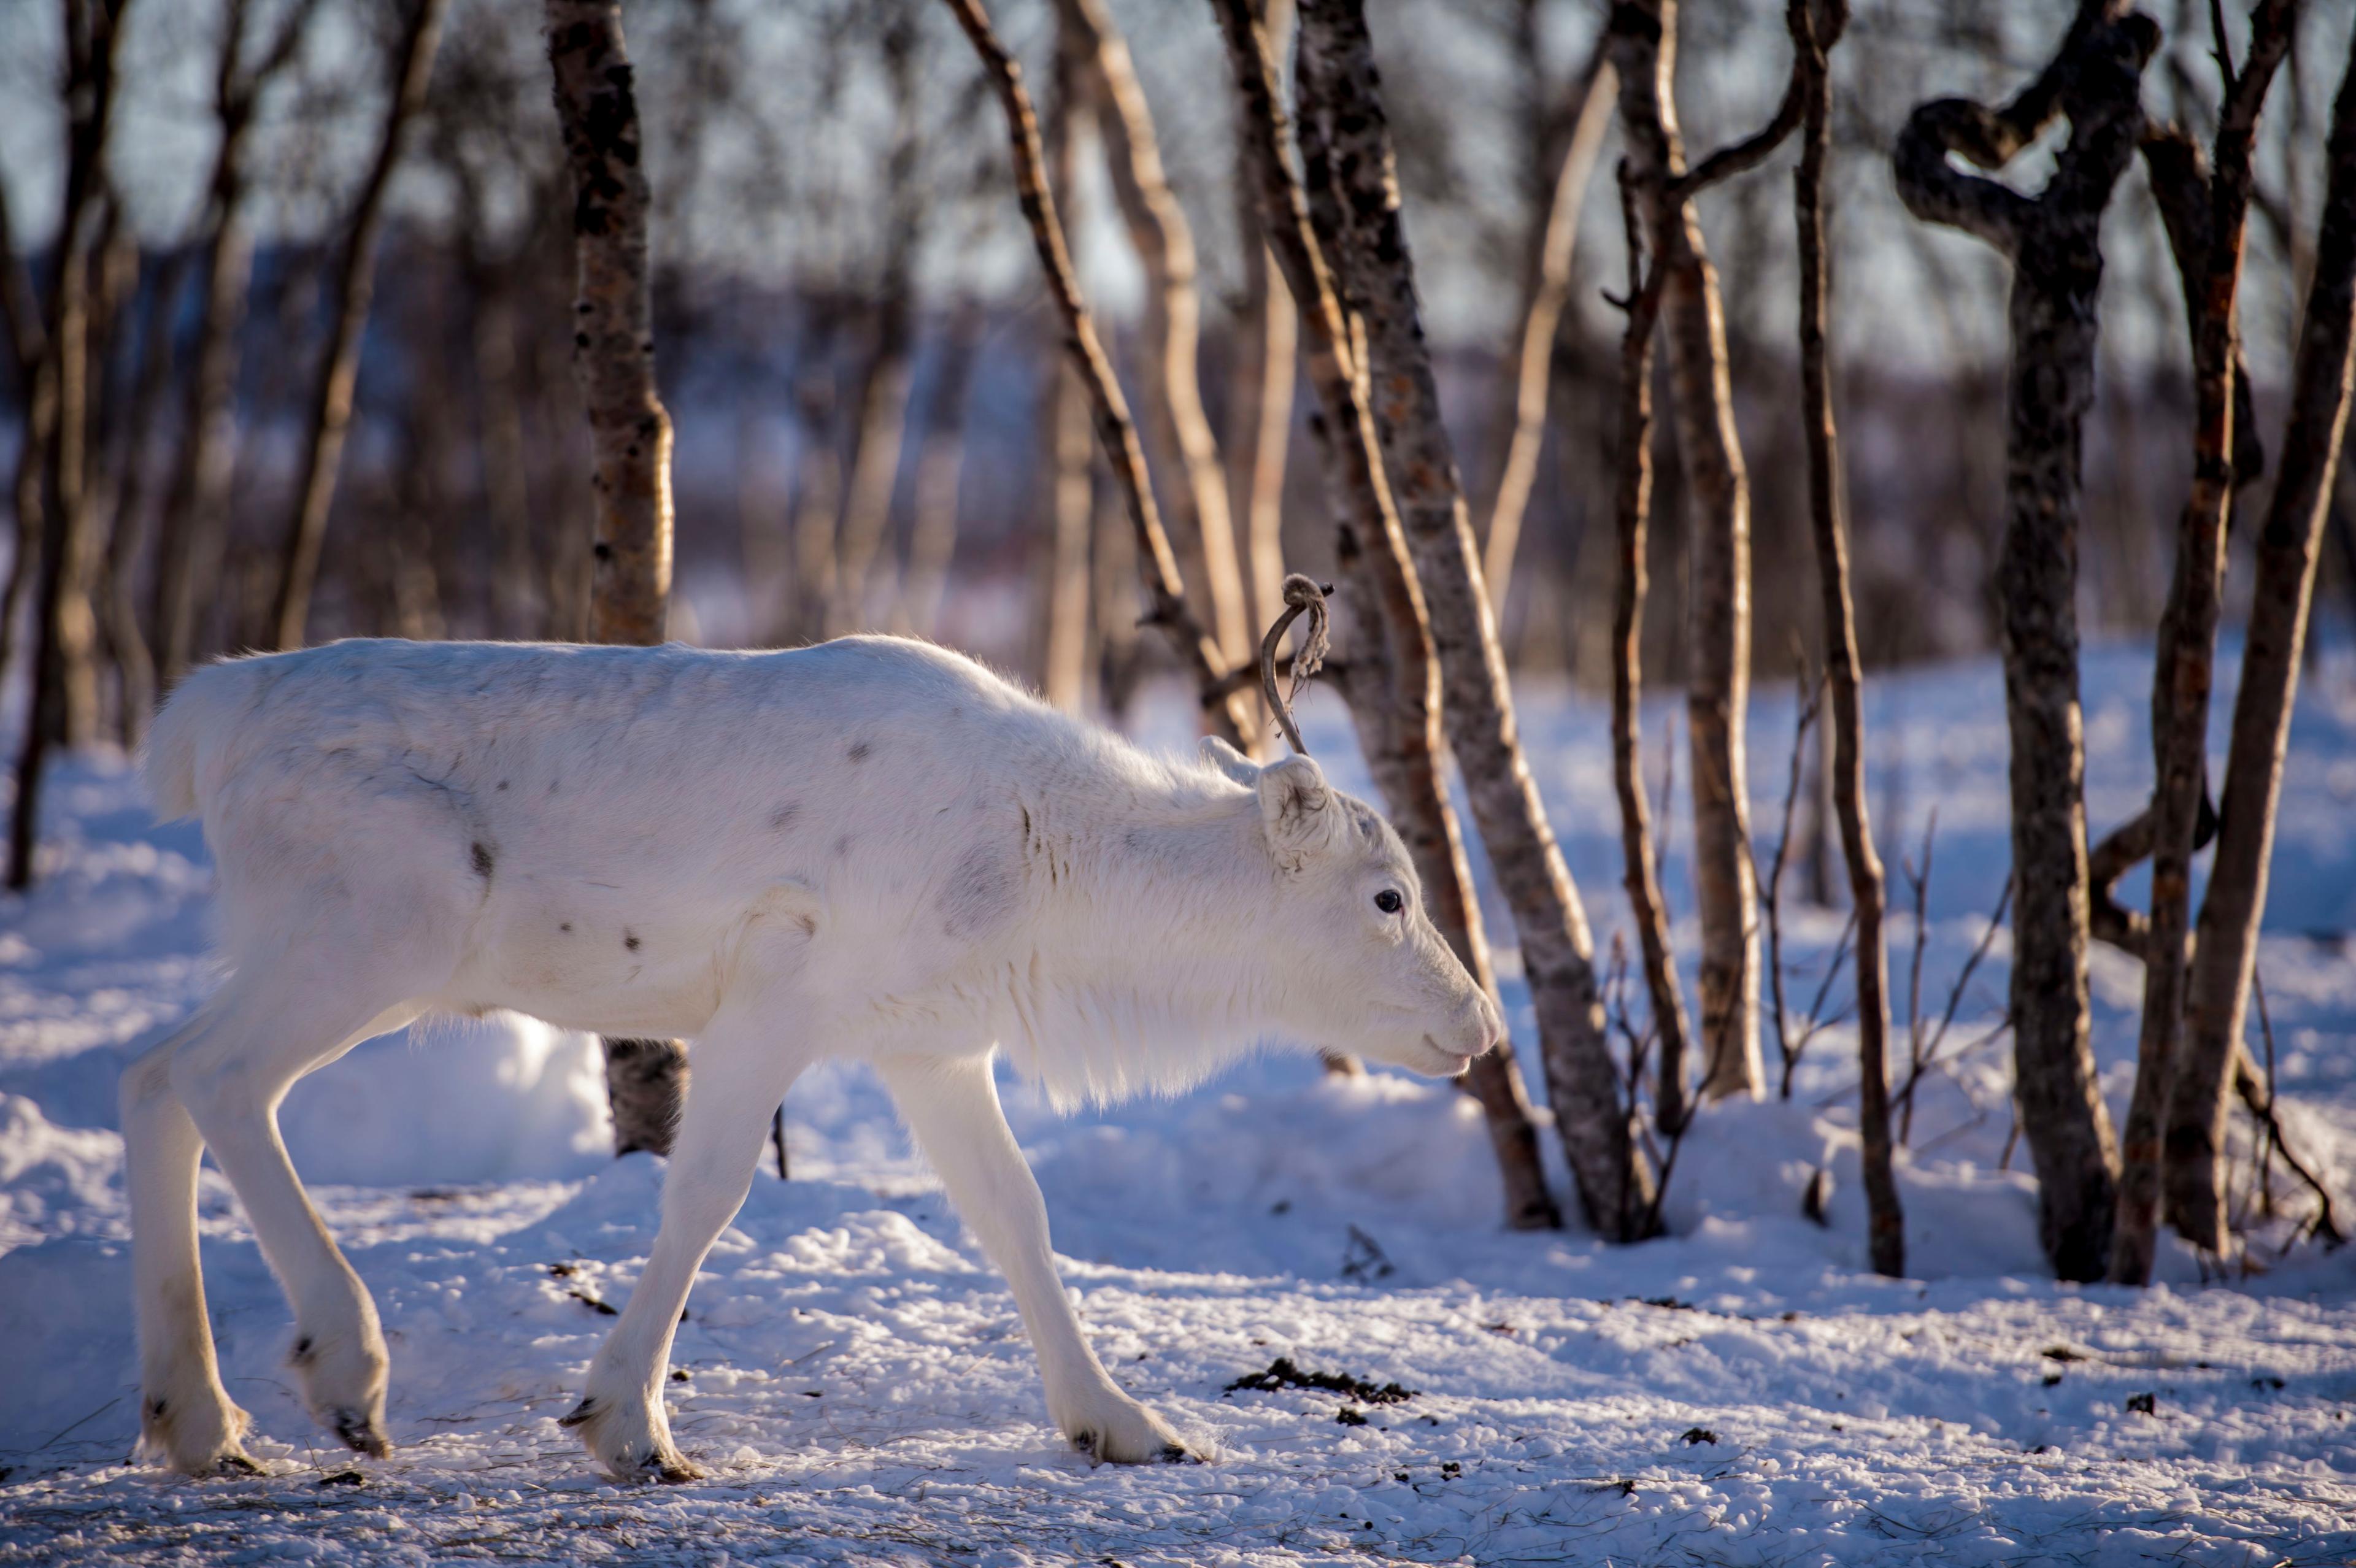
1440, 1461, 1461, 1479
2042, 1371, 2063, 1387
1336, 1407, 1368, 1426
669, 1369, 690, 1383
2254, 1375, 2286, 1391
2041, 1345, 2085, 1363
569, 1289, 617, 1315
1679, 1427, 1719, 1446
316, 1469, 365, 1488
2125, 1392, 2157, 1415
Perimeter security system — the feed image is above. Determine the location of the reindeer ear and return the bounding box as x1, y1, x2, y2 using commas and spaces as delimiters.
1199, 736, 1261, 785
1257, 755, 1334, 858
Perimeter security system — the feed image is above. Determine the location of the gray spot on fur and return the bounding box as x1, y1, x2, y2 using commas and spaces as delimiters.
847, 740, 872, 763
624, 931, 642, 951
833, 835, 854, 858
770, 802, 801, 831
560, 922, 573, 933
471, 842, 495, 878
941, 842, 1019, 939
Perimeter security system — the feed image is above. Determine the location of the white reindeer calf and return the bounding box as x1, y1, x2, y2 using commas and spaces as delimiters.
123, 636, 1500, 1482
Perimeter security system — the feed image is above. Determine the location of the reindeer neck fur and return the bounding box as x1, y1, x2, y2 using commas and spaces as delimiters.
991, 738, 1284, 1107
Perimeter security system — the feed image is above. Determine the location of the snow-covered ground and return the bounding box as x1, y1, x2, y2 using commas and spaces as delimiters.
4, 640, 2356, 1565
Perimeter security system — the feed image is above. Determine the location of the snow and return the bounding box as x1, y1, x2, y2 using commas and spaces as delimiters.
4, 641, 2356, 1565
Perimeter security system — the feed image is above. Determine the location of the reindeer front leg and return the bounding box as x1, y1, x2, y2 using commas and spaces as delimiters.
876, 1051, 1197, 1463
566, 988, 817, 1482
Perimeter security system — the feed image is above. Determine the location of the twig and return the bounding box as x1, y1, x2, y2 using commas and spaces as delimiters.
1893, 876, 2013, 1122
1762, 653, 1823, 1099
1898, 807, 1937, 1143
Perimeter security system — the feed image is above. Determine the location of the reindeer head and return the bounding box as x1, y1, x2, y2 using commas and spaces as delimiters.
1201, 739, 1504, 1078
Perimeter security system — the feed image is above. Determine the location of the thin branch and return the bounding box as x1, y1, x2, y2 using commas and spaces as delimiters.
944, 0, 1247, 745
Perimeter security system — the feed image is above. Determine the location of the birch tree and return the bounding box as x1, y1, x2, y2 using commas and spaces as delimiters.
1893, 0, 2155, 1282
150, 0, 317, 685
1212, 0, 1564, 1231
9, 0, 134, 891
1792, 0, 1902, 1278
1269, 0, 1656, 1234
547, 0, 685, 1153
1607, 0, 1768, 1102
2168, 19, 2354, 1256
268, 0, 448, 651
1058, 0, 1254, 685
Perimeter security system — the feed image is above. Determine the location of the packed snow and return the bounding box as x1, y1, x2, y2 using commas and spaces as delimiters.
3, 641, 2355, 1565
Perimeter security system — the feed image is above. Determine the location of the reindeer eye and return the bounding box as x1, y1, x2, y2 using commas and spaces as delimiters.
1374, 889, 1404, 915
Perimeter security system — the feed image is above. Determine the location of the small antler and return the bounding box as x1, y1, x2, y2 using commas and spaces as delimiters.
1258, 575, 1331, 756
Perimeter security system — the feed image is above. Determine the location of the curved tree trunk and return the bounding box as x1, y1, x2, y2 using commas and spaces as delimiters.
1607, 0, 1761, 1103
268, 0, 446, 651
1892, 0, 2152, 1282
549, 0, 685, 1157
2169, 32, 2356, 1256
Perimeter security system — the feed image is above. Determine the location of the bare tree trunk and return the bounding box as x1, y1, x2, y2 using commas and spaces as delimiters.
783, 329, 842, 645
828, 296, 915, 639
0, 176, 52, 713
474, 288, 541, 638
945, 0, 1251, 748
1211, 0, 1561, 1230
2110, 6, 2291, 1286
1893, 0, 2154, 1282
549, 0, 685, 1156
1608, 0, 1763, 1104
10, 0, 132, 893
896, 306, 979, 640
1062, 0, 1250, 680
826, 12, 921, 641
1036, 16, 1096, 712
1794, 0, 1902, 1278
150, 0, 316, 685
1607, 178, 1698, 1142
1484, 49, 1615, 619
2168, 29, 2355, 1256
268, 0, 445, 651
1042, 363, 1096, 711
1274, 0, 1651, 1236
99, 247, 188, 746
1228, 0, 1297, 639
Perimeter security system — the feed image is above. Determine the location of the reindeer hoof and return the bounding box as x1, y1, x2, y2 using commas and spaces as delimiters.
329, 1409, 390, 1458
207, 1451, 266, 1478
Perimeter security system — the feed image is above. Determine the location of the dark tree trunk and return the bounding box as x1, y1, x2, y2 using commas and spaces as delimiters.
9, 0, 134, 892
2110, 3, 2292, 1287
1892, 0, 2155, 1282
2169, 27, 2356, 1256
1606, 177, 1697, 1142
1607, 0, 1763, 1102
1793, 0, 1903, 1278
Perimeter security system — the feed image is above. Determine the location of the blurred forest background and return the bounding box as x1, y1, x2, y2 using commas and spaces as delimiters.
1, 0, 2348, 724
